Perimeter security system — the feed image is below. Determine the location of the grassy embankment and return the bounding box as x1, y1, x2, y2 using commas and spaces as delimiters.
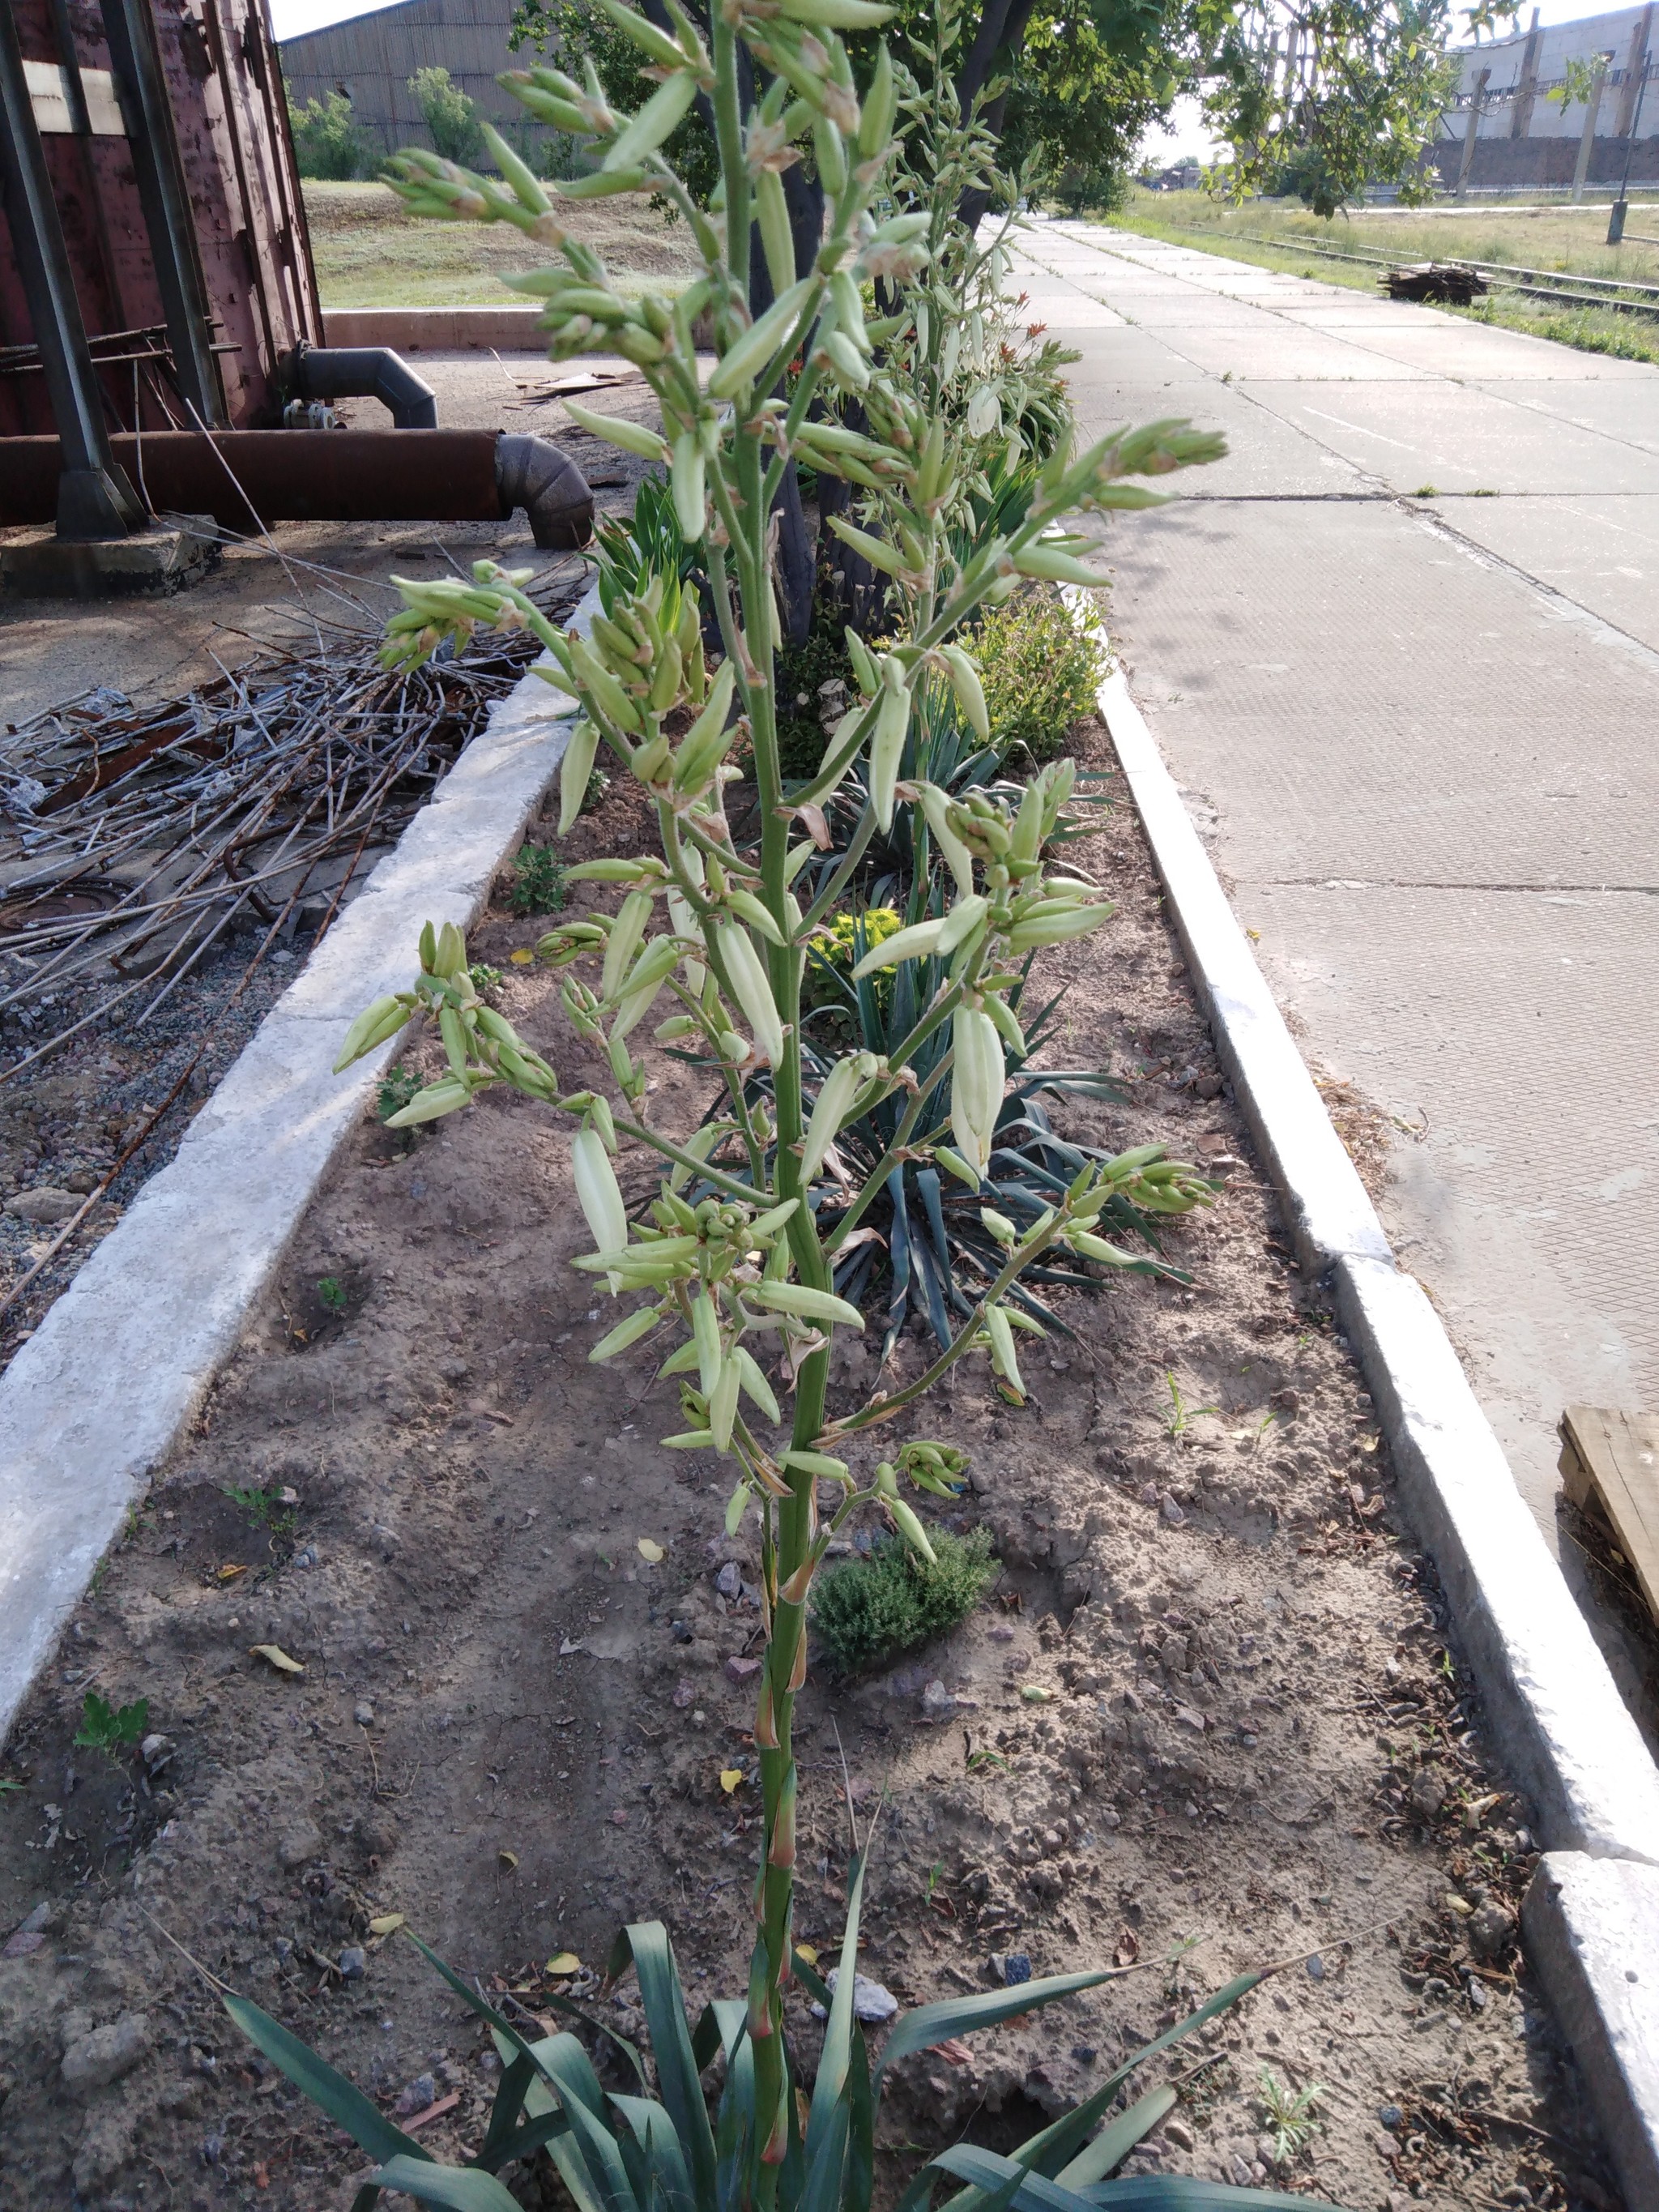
301, 180, 702, 309
1094, 187, 1659, 367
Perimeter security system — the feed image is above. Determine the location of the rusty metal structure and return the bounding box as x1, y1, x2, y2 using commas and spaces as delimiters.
0, 0, 321, 468
1, 0, 591, 571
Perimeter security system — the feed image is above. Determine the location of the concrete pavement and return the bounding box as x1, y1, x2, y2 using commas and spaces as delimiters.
1011, 220, 1659, 1696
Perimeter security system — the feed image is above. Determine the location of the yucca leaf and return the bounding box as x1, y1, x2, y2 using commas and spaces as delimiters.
220, 1993, 430, 2168
611, 2092, 697, 2212
790, 1945, 832, 2009
845, 2017, 875, 2212
929, 2146, 1097, 2212
1089, 2182, 1345, 2209
873, 1970, 1115, 2082
607, 1923, 719, 2207
807, 1848, 869, 2153
712, 2007, 757, 2212
494, 2032, 610, 2212
476, 2053, 537, 2171
408, 1929, 645, 2088
1054, 2087, 1174, 2189
796, 2091, 850, 2212
934, 1974, 1266, 2212
365, 2159, 521, 2211
691, 1994, 747, 2074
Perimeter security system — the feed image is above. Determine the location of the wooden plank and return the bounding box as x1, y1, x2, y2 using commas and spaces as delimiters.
1560, 1405, 1659, 1626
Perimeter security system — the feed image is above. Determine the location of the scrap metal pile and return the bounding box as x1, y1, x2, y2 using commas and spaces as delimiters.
0, 562, 586, 1084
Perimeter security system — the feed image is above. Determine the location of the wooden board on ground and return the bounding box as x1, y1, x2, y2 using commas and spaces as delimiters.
1560, 1404, 1659, 1625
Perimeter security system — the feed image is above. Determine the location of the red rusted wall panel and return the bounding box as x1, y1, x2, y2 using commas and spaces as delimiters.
0, 0, 321, 438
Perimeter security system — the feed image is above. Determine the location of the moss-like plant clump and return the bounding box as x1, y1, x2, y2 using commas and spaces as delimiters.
811, 1527, 996, 1672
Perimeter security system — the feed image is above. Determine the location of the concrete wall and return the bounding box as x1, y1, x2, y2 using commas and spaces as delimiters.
1436, 2, 1655, 190
1427, 130, 1659, 190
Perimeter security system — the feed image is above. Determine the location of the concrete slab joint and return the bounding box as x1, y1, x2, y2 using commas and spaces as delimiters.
1097, 652, 1659, 2210
0, 579, 598, 1754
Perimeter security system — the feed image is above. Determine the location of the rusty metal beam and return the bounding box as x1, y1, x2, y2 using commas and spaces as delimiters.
98, 0, 228, 429
0, 1, 143, 537
0, 429, 507, 530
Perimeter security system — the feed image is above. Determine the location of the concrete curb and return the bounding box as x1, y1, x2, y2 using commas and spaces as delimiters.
1523, 1854, 1659, 2197
1098, 663, 1659, 2204
0, 580, 599, 1753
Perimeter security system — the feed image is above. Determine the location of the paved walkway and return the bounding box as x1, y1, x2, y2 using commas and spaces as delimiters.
1009, 222, 1659, 1591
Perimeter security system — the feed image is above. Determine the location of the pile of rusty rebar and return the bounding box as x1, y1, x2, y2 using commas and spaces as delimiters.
0, 560, 586, 1087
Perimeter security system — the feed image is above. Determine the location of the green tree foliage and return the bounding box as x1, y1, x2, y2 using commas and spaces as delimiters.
509, 0, 719, 203
408, 65, 487, 168
287, 89, 368, 180
1205, 0, 1465, 212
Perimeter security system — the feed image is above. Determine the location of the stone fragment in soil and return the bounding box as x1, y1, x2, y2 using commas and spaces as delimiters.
817, 1970, 898, 2023
277, 1817, 323, 1868
6, 1185, 79, 1223
61, 2012, 151, 2091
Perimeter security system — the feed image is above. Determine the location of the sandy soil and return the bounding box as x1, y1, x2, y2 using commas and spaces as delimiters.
0, 723, 1625, 2212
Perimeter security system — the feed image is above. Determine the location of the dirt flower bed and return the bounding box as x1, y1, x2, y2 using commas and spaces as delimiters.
0, 723, 1623, 2212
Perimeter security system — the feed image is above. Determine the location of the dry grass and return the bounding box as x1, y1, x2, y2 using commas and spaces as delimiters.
301, 180, 703, 308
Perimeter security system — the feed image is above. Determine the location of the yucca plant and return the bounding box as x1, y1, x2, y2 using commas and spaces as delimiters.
220, 1847, 1341, 2210
217, 0, 1327, 2203
797, 912, 1195, 1360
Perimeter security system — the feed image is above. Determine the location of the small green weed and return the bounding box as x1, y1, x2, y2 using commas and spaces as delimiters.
509, 842, 569, 917
1259, 2067, 1324, 2163
317, 1276, 348, 1313
377, 1064, 422, 1123
1163, 1372, 1219, 1437
468, 962, 504, 1003
223, 1483, 299, 1541
974, 585, 1107, 766
1414, 484, 1439, 499
74, 1690, 149, 1757
810, 1527, 996, 1672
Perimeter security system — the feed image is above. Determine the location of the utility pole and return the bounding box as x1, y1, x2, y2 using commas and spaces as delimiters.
1456, 67, 1491, 199
1608, 44, 1653, 243
1572, 55, 1609, 203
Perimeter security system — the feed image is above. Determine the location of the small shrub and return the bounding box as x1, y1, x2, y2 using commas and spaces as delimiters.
975, 585, 1107, 765
408, 66, 484, 168
223, 1483, 298, 1540
811, 1527, 996, 1672
509, 842, 567, 916
804, 905, 902, 1019
376, 1064, 421, 1123
288, 90, 367, 180
75, 1690, 148, 1757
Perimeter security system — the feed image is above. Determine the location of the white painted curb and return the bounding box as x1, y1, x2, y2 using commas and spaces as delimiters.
0, 581, 599, 1752
1098, 663, 1659, 2208
1523, 1853, 1659, 2197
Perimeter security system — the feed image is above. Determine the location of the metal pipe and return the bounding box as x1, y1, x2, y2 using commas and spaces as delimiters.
0, 1, 142, 538
98, 0, 228, 429
0, 429, 594, 548
292, 344, 438, 429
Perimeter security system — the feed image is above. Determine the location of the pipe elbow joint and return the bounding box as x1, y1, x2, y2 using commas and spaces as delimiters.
292, 344, 437, 431
494, 434, 594, 551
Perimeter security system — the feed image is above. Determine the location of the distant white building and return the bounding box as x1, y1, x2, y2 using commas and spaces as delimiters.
1432, 2, 1656, 190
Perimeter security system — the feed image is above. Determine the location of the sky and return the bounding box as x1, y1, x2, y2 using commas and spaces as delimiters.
268, 0, 1635, 166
